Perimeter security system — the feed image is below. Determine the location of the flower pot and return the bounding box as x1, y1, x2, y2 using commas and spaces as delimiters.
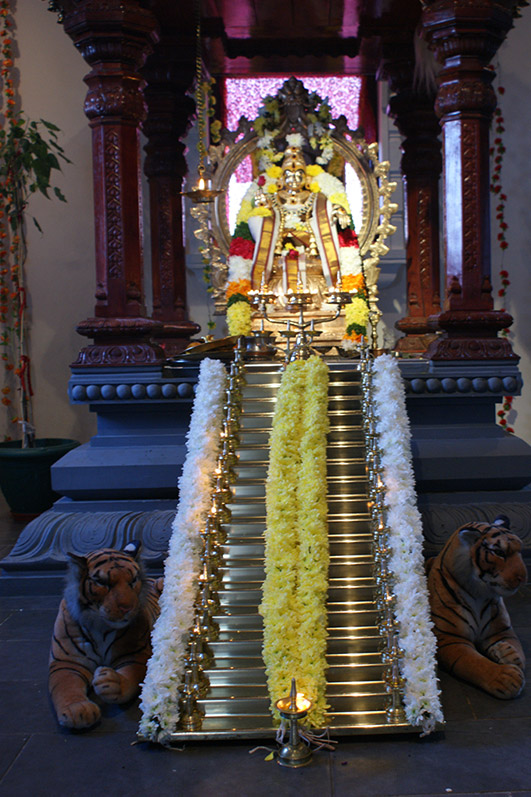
0, 438, 80, 519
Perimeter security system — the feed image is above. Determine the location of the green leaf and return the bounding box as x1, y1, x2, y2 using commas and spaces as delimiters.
227, 293, 250, 308
47, 153, 60, 171
32, 217, 43, 233
53, 187, 67, 202
40, 119, 60, 132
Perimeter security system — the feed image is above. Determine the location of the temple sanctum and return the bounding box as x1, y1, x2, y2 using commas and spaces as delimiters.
1, 0, 531, 791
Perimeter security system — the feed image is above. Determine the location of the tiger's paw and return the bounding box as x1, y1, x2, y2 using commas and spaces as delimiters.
58, 699, 101, 729
92, 666, 126, 704
489, 640, 525, 669
486, 663, 525, 699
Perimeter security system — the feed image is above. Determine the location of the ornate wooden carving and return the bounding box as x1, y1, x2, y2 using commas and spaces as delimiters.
421, 0, 518, 360
73, 317, 165, 366
141, 32, 201, 356
62, 0, 164, 366
385, 56, 443, 354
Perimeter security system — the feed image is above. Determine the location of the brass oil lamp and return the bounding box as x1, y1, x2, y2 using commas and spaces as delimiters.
275, 678, 313, 768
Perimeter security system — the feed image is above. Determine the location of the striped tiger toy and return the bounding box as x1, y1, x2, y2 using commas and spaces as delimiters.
427, 516, 527, 699
49, 542, 163, 730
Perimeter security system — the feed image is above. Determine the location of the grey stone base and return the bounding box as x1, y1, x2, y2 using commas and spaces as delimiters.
1, 507, 175, 575
419, 489, 531, 559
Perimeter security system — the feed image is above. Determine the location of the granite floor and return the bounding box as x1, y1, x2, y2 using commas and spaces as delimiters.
1, 498, 530, 797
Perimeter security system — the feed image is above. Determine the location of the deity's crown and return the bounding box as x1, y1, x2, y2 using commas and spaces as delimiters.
281, 146, 307, 173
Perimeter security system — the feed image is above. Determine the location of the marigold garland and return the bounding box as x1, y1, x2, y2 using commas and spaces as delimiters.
0, 1, 69, 439
226, 279, 251, 300
260, 356, 330, 727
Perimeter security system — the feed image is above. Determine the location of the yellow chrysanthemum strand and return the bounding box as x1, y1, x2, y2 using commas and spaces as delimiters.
345, 296, 369, 331
294, 356, 330, 723
260, 356, 330, 727
227, 301, 252, 336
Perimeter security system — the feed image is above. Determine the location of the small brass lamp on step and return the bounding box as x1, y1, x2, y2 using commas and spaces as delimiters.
275, 678, 313, 768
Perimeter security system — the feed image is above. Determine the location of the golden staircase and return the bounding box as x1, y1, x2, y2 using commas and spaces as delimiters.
169, 360, 413, 741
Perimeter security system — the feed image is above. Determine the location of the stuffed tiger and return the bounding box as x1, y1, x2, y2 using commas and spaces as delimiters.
49, 541, 163, 730
427, 516, 527, 699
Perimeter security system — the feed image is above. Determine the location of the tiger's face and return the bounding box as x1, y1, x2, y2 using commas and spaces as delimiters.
69, 547, 145, 628
460, 523, 528, 597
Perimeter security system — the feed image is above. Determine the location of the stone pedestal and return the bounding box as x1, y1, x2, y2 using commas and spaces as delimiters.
0, 360, 200, 590
3, 357, 531, 590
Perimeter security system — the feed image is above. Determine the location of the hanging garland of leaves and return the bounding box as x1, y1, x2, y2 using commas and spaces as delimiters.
0, 0, 69, 442
489, 72, 514, 435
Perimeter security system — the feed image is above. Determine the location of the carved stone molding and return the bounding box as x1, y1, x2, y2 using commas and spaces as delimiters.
420, 501, 531, 558
1, 509, 176, 571
70, 377, 195, 403
399, 357, 523, 394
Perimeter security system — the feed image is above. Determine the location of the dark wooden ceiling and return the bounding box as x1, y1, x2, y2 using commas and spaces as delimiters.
196, 0, 424, 76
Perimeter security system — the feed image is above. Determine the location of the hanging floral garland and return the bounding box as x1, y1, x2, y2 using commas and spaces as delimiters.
489, 77, 515, 435
138, 358, 227, 743
260, 356, 330, 727
0, 0, 69, 441
372, 355, 443, 735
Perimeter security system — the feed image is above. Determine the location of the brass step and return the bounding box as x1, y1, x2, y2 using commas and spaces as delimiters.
237, 427, 365, 445
235, 456, 367, 479
171, 359, 415, 741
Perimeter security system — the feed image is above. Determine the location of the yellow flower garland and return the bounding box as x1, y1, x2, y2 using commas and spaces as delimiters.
260, 356, 330, 727
227, 301, 252, 336
344, 296, 370, 338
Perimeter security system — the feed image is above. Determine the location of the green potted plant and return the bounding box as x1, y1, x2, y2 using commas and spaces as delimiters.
0, 1, 79, 518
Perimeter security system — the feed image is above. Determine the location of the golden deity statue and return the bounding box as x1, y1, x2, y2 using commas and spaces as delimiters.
248, 148, 354, 305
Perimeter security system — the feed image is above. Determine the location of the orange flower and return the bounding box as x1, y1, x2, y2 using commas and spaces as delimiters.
343, 331, 362, 343
226, 279, 251, 299
1, 396, 11, 406
342, 273, 365, 293
1, 386, 9, 394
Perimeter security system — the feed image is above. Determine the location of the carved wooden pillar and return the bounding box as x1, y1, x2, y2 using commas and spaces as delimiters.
385, 62, 443, 354
422, 0, 517, 360
142, 32, 201, 356
62, 0, 165, 366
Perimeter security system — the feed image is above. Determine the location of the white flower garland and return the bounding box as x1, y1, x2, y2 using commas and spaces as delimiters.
372, 355, 443, 735
138, 358, 227, 743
